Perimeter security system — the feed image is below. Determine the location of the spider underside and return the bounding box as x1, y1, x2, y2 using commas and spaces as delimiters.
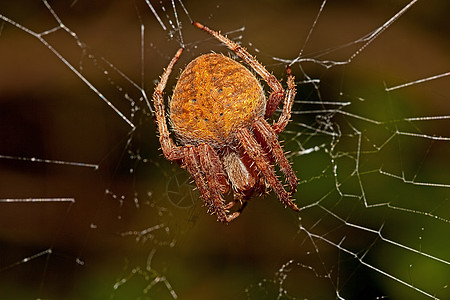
152, 21, 299, 222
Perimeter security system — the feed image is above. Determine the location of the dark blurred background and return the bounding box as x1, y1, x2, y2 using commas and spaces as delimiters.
0, 0, 449, 299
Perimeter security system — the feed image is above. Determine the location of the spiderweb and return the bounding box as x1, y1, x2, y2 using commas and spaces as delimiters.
1, 0, 449, 299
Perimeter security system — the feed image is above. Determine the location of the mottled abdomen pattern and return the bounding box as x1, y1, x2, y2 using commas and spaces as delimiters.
169, 54, 266, 147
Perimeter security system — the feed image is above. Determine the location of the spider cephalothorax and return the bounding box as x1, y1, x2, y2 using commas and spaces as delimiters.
152, 21, 299, 222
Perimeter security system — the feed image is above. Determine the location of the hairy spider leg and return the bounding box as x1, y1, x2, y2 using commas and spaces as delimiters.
153, 47, 185, 161
198, 143, 230, 195
272, 66, 296, 134
253, 117, 298, 193
193, 22, 285, 119
184, 146, 238, 223
197, 144, 240, 222
183, 146, 215, 213
236, 128, 299, 211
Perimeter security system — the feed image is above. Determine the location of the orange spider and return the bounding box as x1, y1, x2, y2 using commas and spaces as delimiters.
152, 21, 299, 222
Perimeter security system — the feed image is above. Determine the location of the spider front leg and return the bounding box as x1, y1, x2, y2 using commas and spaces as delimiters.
272, 66, 296, 134
197, 144, 229, 195
254, 117, 298, 193
184, 145, 239, 223
236, 128, 299, 212
152, 47, 184, 161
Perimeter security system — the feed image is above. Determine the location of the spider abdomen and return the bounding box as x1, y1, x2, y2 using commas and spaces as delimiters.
169, 53, 266, 147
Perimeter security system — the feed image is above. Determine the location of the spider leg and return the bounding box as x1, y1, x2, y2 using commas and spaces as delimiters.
253, 117, 298, 193
152, 47, 184, 161
193, 21, 285, 118
197, 144, 240, 222
184, 145, 238, 223
272, 66, 296, 134
197, 143, 230, 195
236, 128, 299, 212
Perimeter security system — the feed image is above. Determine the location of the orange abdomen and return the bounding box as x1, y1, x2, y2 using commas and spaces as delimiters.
169, 54, 266, 147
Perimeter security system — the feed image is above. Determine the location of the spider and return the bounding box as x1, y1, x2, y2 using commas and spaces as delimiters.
152, 21, 299, 222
